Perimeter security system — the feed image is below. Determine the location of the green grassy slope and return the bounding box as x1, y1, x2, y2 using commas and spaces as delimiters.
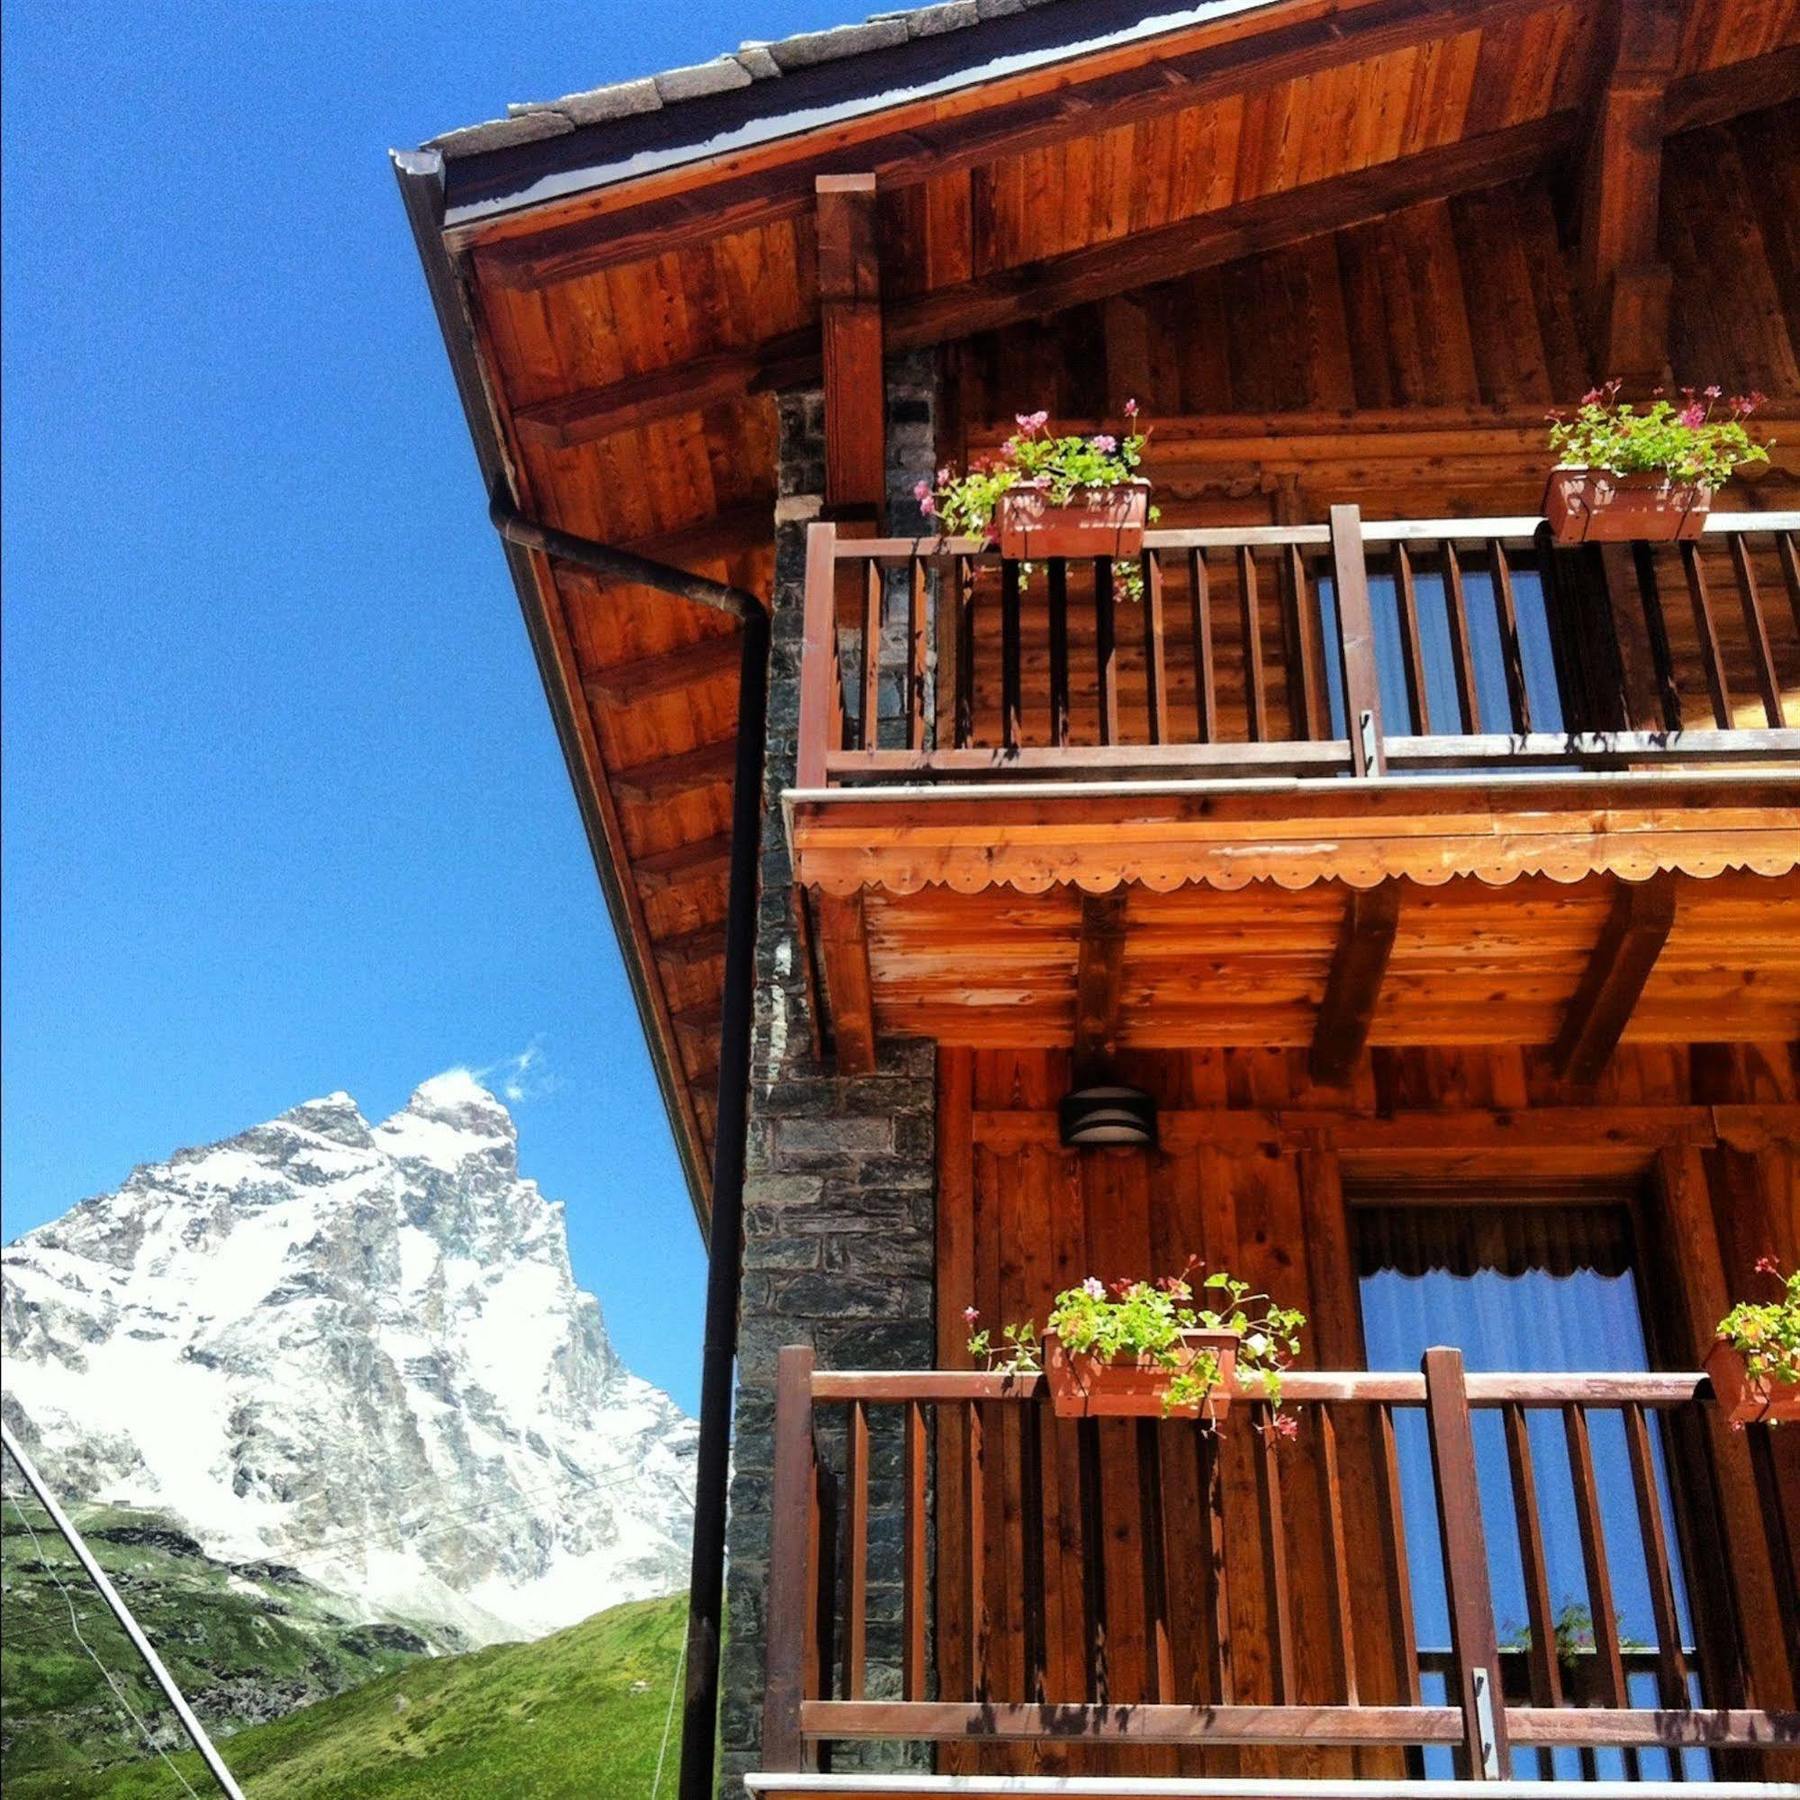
2, 1502, 443, 1787
10, 1591, 689, 1800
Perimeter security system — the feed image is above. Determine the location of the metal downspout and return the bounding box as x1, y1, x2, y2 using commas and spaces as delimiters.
393, 147, 768, 1800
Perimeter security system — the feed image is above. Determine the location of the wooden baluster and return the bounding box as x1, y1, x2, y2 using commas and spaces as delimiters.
1622, 1401, 1690, 1710
813, 1455, 838, 1714
1564, 1403, 1628, 1711
1048, 559, 1071, 748
1239, 545, 1267, 744
1078, 1417, 1109, 1703
862, 558, 883, 751
966, 1400, 989, 1702
903, 1399, 928, 1702
1729, 534, 1785, 727
1021, 1395, 1048, 1704
1196, 1424, 1232, 1703
1779, 532, 1800, 646
1143, 551, 1168, 746
798, 524, 839, 790
1681, 541, 1733, 727
1329, 505, 1384, 775
1442, 540, 1481, 735
1422, 1348, 1508, 1780
1095, 559, 1119, 746
956, 554, 976, 749
1534, 526, 1594, 730
1633, 542, 1683, 731
908, 556, 928, 752
1281, 542, 1326, 741
1502, 1404, 1564, 1709
1256, 1403, 1296, 1704
1001, 558, 1023, 751
763, 1345, 816, 1771
1319, 1404, 1360, 1704
1375, 1401, 1421, 1704
1137, 1418, 1175, 1702
1489, 540, 1532, 734
1189, 549, 1217, 744
842, 1399, 869, 1700
1393, 542, 1431, 735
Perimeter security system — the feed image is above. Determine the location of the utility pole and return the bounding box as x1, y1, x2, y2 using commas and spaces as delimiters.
1, 1422, 247, 1800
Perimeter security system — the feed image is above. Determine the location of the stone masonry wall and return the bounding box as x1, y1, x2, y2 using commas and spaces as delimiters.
716, 360, 939, 1796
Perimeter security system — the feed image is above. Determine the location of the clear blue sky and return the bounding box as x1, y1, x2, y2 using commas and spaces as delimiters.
2, 1, 846, 1415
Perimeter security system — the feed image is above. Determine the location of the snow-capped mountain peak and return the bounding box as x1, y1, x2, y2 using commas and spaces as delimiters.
1, 1077, 695, 1644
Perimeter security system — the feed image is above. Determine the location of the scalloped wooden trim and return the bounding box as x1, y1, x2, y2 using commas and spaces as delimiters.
794, 832, 1800, 896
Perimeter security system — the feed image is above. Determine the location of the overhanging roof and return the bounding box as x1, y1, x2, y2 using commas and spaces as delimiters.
398, 0, 1800, 1232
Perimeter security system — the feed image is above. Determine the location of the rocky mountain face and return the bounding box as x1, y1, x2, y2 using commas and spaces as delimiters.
1, 1074, 697, 1644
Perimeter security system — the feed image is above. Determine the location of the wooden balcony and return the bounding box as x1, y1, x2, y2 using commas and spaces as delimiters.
796, 510, 1800, 793
759, 1348, 1799, 1788
786, 511, 1800, 1077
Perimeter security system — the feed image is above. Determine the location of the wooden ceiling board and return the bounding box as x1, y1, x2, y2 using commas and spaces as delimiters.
852, 871, 1800, 1052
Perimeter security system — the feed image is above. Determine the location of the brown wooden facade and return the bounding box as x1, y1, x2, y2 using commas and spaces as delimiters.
407, 0, 1800, 1789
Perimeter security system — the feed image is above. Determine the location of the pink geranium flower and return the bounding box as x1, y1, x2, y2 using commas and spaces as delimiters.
1090, 434, 1117, 453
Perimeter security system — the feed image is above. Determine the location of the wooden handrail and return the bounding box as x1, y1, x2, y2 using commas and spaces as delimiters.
808, 1366, 1711, 1404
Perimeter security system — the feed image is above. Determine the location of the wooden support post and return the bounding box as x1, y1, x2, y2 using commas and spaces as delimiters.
764, 1346, 818, 1772
1310, 882, 1401, 1085
816, 175, 885, 523
1578, 0, 1682, 386
1422, 1347, 1508, 1780
798, 523, 840, 791
1551, 873, 1677, 1084
812, 890, 877, 1075
1328, 505, 1384, 775
1074, 891, 1128, 1080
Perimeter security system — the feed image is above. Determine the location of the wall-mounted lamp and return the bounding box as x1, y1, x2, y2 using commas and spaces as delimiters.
1058, 1083, 1158, 1149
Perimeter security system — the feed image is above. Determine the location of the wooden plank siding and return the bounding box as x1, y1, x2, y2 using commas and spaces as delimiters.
930, 1043, 1800, 1784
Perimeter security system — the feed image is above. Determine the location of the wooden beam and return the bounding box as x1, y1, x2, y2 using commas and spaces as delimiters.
1664, 43, 1800, 135
816, 175, 886, 521
582, 632, 741, 704
611, 736, 738, 805
473, 0, 1572, 289
1309, 882, 1402, 1086
633, 830, 734, 893
652, 919, 729, 969
1551, 874, 1678, 1083
1577, 0, 1682, 387
813, 890, 877, 1075
618, 502, 772, 572
513, 330, 816, 450
1073, 891, 1127, 1076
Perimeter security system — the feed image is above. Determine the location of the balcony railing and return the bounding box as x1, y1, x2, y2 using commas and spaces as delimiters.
796, 511, 1800, 788
762, 1346, 1798, 1780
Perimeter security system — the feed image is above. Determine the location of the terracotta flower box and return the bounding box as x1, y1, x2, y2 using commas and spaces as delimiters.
997, 481, 1150, 561
1706, 1337, 1800, 1427
1042, 1327, 1238, 1421
1544, 468, 1712, 544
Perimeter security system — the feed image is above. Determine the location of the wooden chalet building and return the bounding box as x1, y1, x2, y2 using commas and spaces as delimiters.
396, 0, 1800, 1792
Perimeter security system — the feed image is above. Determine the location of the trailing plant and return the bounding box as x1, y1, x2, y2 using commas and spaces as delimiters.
918, 402, 1159, 597
1502, 1600, 1646, 1673
1547, 381, 1771, 487
1715, 1256, 1800, 1396
965, 1257, 1305, 1420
